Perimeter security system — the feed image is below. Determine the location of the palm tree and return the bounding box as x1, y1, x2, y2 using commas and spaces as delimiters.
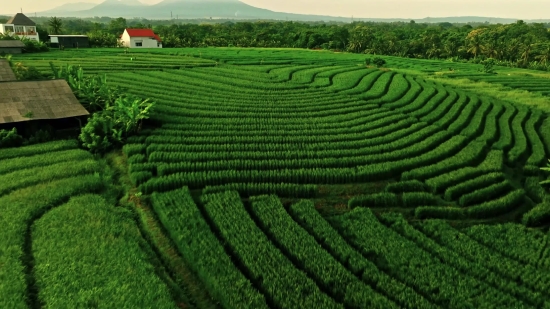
48, 17, 63, 35
482, 40, 500, 60
535, 45, 550, 66
520, 36, 536, 65
466, 35, 483, 59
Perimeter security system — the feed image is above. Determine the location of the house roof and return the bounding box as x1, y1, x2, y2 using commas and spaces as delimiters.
0, 59, 16, 82
124, 29, 162, 42
48, 35, 89, 38
0, 79, 89, 124
0, 40, 25, 48
6, 13, 36, 26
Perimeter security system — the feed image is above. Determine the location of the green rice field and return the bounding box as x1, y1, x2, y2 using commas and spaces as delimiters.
3, 48, 550, 308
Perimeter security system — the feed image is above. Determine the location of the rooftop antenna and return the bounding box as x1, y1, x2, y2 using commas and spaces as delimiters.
21, 8, 22, 13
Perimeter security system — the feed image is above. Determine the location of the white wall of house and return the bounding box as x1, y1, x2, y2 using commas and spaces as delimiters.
120, 30, 161, 48
0, 24, 39, 41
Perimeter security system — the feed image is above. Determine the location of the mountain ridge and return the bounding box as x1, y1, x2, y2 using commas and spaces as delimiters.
22, 0, 550, 23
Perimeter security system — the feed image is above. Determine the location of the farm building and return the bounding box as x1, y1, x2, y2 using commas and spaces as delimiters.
0, 13, 39, 41
49, 35, 90, 48
0, 59, 17, 81
0, 60, 89, 130
119, 28, 162, 48
0, 40, 25, 54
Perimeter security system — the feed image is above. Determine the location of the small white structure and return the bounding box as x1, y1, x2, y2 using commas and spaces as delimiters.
119, 29, 162, 48
0, 13, 39, 41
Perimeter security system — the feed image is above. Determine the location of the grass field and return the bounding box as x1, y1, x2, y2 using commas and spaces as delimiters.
6, 48, 550, 308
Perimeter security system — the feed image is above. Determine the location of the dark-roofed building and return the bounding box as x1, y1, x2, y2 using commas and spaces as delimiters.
0, 40, 25, 54
0, 13, 39, 41
0, 62, 89, 131
0, 59, 16, 81
0, 80, 89, 124
49, 35, 90, 48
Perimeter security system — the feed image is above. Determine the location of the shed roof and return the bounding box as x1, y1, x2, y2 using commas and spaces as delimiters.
6, 13, 36, 26
0, 79, 89, 124
124, 28, 162, 42
48, 35, 89, 38
0, 59, 16, 82
0, 40, 25, 48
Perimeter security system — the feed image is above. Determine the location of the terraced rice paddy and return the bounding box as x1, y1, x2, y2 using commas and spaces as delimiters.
6, 48, 550, 308
0, 140, 177, 309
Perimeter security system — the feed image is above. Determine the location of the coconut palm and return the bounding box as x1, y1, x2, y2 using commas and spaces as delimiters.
520, 36, 536, 65
535, 45, 550, 65
48, 17, 63, 35
466, 35, 483, 59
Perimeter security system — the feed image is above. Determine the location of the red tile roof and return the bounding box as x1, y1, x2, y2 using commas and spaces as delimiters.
124, 29, 162, 42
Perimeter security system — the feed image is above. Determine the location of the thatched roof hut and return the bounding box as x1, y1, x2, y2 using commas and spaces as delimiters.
0, 59, 16, 82
0, 79, 89, 124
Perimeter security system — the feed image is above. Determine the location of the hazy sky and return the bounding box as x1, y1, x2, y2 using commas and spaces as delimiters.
2, 0, 549, 19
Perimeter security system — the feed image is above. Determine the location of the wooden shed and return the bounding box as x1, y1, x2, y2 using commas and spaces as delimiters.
0, 79, 89, 125
0, 59, 16, 81
0, 40, 25, 54
49, 35, 90, 48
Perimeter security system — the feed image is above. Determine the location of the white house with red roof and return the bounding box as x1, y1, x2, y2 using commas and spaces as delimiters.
119, 28, 162, 48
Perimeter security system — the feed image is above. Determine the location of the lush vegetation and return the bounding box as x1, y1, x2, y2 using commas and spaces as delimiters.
3, 47, 550, 308
9, 15, 550, 71
50, 63, 155, 153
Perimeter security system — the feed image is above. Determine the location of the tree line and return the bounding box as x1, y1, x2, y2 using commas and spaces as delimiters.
2, 15, 550, 70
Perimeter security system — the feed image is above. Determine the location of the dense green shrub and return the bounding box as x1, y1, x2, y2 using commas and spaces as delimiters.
522, 202, 550, 227
0, 128, 23, 149
51, 64, 155, 153
348, 193, 400, 208
385, 180, 430, 193
402, 192, 439, 208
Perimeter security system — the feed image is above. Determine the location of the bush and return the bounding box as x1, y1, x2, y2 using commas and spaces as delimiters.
52, 64, 155, 153
11, 62, 44, 80
481, 58, 496, 73
0, 128, 23, 148
348, 192, 400, 208
373, 57, 387, 68
385, 180, 430, 193
78, 113, 114, 153
541, 159, 550, 187
522, 202, 550, 227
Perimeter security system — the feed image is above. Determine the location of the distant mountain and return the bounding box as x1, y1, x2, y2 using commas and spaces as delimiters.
34, 0, 550, 23
37, 2, 97, 14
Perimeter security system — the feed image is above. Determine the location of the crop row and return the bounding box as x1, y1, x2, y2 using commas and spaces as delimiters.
152, 130, 454, 173
150, 188, 268, 309
336, 207, 527, 307
0, 175, 105, 308
32, 194, 177, 308
140, 134, 468, 190
201, 191, 342, 308
464, 223, 550, 270
0, 139, 79, 161
249, 194, 396, 308
381, 213, 545, 307
425, 150, 504, 193
0, 149, 91, 175
202, 182, 317, 197
348, 192, 438, 208
0, 159, 100, 197
288, 200, 436, 308
443, 172, 506, 201
419, 220, 550, 296
415, 189, 525, 219
147, 119, 420, 153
